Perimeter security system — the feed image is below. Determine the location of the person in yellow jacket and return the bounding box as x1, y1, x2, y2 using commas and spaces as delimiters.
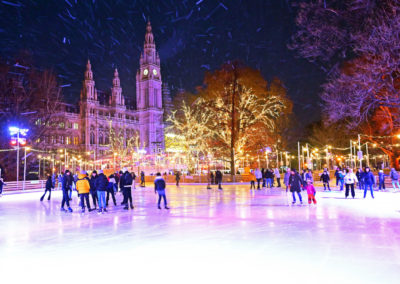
76, 170, 92, 213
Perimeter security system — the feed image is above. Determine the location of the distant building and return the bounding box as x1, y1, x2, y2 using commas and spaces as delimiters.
39, 21, 171, 157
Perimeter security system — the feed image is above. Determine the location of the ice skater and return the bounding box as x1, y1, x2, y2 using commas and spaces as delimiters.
175, 171, 181, 186
76, 170, 92, 213
249, 170, 256, 190
378, 170, 386, 191
320, 169, 331, 191
288, 169, 303, 205
363, 167, 375, 199
121, 168, 134, 210
215, 170, 223, 190
95, 170, 108, 213
154, 172, 169, 209
89, 170, 98, 210
106, 174, 117, 207
305, 178, 316, 204
344, 169, 358, 198
283, 168, 291, 192
60, 170, 73, 212
390, 168, 399, 190
40, 174, 54, 201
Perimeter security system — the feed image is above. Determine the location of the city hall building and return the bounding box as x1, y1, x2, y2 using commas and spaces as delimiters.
40, 21, 172, 158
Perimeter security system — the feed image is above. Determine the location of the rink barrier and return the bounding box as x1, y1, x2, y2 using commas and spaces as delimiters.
2, 180, 46, 191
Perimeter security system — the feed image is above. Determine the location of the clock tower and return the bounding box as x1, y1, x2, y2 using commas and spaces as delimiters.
136, 21, 164, 153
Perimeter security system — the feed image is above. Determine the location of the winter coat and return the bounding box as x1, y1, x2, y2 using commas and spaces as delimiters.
378, 172, 386, 182
249, 172, 257, 182
283, 172, 291, 186
76, 174, 90, 194
265, 170, 274, 179
274, 169, 281, 179
89, 176, 98, 192
390, 169, 399, 181
215, 171, 223, 181
175, 172, 181, 181
320, 172, 330, 183
154, 176, 166, 195
306, 184, 316, 195
95, 173, 108, 191
62, 174, 73, 191
289, 173, 303, 193
254, 169, 262, 179
45, 177, 54, 191
344, 173, 358, 185
120, 172, 133, 188
363, 171, 375, 185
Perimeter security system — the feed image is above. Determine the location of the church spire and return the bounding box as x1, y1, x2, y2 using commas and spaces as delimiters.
145, 20, 154, 44
113, 68, 120, 87
85, 59, 93, 80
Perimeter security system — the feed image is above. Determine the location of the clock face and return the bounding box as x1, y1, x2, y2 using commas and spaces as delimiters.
153, 69, 157, 76
143, 69, 148, 76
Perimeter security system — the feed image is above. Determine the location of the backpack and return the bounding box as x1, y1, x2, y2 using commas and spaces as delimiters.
392, 171, 399, 180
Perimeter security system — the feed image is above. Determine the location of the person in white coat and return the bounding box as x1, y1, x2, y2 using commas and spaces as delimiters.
344, 168, 358, 198
254, 168, 263, 190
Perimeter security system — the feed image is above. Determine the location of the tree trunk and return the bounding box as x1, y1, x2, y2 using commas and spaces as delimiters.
230, 63, 238, 178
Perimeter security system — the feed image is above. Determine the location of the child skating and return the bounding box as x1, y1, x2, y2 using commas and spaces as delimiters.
305, 179, 316, 205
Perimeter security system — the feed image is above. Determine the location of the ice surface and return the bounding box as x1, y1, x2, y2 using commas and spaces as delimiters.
0, 185, 399, 284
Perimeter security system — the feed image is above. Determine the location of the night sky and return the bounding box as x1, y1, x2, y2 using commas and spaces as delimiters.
0, 0, 324, 127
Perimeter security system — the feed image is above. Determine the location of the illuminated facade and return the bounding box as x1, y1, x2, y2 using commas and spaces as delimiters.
40, 21, 168, 157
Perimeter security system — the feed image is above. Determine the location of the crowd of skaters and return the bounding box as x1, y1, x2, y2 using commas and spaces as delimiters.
248, 166, 400, 205
40, 168, 169, 213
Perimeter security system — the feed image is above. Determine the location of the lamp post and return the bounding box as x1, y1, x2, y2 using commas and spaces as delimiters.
9, 127, 29, 189
38, 155, 42, 179
23, 146, 30, 190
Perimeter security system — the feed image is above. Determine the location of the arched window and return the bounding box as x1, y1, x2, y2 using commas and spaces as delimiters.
105, 135, 109, 145
90, 132, 95, 145
99, 133, 104, 145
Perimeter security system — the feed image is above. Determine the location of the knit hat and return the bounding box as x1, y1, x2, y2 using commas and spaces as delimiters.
98, 170, 103, 174
122, 167, 128, 173
80, 170, 86, 175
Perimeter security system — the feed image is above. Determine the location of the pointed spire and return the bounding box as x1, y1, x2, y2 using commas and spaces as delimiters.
113, 68, 120, 87
145, 20, 154, 44
85, 59, 93, 80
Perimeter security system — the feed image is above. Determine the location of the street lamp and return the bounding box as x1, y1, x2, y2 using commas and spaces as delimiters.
9, 126, 29, 189
23, 146, 31, 190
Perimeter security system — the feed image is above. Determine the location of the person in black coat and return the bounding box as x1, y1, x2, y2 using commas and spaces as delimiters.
95, 170, 109, 213
154, 172, 169, 209
320, 170, 331, 191
120, 168, 134, 210
40, 174, 54, 201
288, 169, 303, 204
215, 170, 223, 190
61, 170, 73, 212
89, 170, 98, 210
106, 174, 117, 207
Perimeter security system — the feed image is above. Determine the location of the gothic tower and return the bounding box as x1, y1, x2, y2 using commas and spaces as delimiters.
136, 21, 164, 153
80, 59, 99, 150
110, 68, 124, 107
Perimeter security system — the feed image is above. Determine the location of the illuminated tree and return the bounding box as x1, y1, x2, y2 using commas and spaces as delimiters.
107, 122, 141, 167
168, 63, 292, 175
166, 101, 212, 171
196, 62, 291, 175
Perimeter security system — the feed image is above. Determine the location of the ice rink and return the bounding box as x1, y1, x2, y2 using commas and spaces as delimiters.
0, 184, 399, 283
